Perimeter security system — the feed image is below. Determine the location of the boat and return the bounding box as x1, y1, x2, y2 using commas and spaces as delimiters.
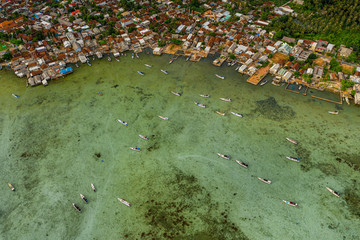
257, 177, 271, 184
286, 156, 300, 162
132, 53, 134, 59
12, 94, 19, 98
137, 71, 145, 76
169, 59, 174, 64
286, 138, 298, 144
231, 112, 243, 117
235, 160, 248, 168
115, 58, 120, 62
199, 94, 210, 98
97, 92, 103, 96
130, 147, 141, 151
345, 97, 350, 105
326, 187, 340, 197
139, 134, 149, 140
215, 74, 224, 79
171, 91, 181, 96
145, 64, 152, 67
80, 194, 88, 203
93, 56, 95, 61
299, 85, 302, 90
195, 102, 206, 108
87, 61, 91, 66
91, 183, 96, 192
118, 198, 131, 207
231, 60, 237, 66
121, 53, 123, 56
260, 80, 268, 86
227, 62, 231, 66
117, 119, 128, 126
75, 63, 79, 68
217, 153, 230, 160
235, 66, 240, 71
8, 183, 15, 191
186, 56, 190, 61
72, 203, 82, 212
136, 53, 139, 58
282, 200, 299, 207
220, 98, 231, 102
161, 69, 168, 74
158, 116, 168, 120
328, 111, 338, 115
216, 111, 225, 116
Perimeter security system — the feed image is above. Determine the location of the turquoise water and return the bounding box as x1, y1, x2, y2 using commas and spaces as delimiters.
0, 54, 359, 239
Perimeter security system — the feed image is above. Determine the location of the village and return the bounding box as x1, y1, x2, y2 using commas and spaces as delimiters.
0, 0, 359, 104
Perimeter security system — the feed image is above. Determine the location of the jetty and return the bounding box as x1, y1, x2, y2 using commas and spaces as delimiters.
247, 65, 270, 85
213, 56, 227, 67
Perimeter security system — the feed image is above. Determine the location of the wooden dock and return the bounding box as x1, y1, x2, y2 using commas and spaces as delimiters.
311, 95, 342, 104
247, 65, 270, 85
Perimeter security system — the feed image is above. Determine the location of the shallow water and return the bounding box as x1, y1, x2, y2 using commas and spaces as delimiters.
1, 54, 359, 240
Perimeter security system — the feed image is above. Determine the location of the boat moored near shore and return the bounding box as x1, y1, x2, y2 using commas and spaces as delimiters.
328, 111, 338, 115
217, 153, 230, 160
145, 64, 152, 67
80, 194, 88, 203
326, 187, 340, 197
235, 160, 248, 168
72, 203, 82, 212
117, 119, 128, 126
216, 111, 225, 116
257, 177, 271, 184
161, 69, 168, 74
231, 112, 243, 117
215, 74, 225, 79
12, 94, 19, 98
286, 138, 298, 144
286, 156, 300, 162
171, 91, 181, 96
137, 71, 145, 75
118, 198, 131, 207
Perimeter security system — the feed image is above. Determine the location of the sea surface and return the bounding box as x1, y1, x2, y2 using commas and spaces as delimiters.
1, 53, 359, 240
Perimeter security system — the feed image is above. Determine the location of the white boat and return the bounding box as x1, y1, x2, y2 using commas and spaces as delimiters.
117, 119, 128, 126
139, 135, 149, 140
260, 80, 268, 86
87, 61, 91, 66
91, 183, 96, 192
328, 111, 338, 115
171, 91, 181, 96
235, 160, 248, 168
283, 200, 299, 207
231, 112, 243, 117
286, 156, 300, 162
158, 116, 168, 120
186, 56, 190, 61
132, 54, 134, 59
161, 69, 168, 74
194, 102, 206, 108
169, 59, 174, 64
72, 203, 82, 212
216, 111, 225, 116
286, 138, 298, 144
215, 74, 224, 79
136, 54, 139, 58
12, 94, 19, 98
199, 94, 210, 98
299, 85, 302, 90
108, 56, 112, 62
118, 198, 131, 207
220, 98, 231, 102
80, 194, 88, 203
257, 177, 271, 184
137, 71, 145, 75
130, 147, 141, 151
235, 66, 240, 71
115, 58, 120, 62
8, 183, 15, 191
75, 63, 79, 68
145, 64, 152, 67
326, 187, 340, 197
217, 153, 230, 160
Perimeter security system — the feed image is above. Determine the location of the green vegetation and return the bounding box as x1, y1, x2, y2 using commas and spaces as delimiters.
229, 53, 236, 60
341, 79, 355, 91
158, 40, 166, 47
170, 39, 182, 45
99, 40, 107, 45
302, 73, 312, 83
330, 58, 342, 72
127, 26, 136, 33
2, 52, 12, 61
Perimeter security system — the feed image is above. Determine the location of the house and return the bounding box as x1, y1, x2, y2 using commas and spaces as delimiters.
339, 45, 353, 58
313, 66, 324, 78
282, 36, 296, 44
282, 71, 292, 81
270, 63, 280, 74
120, 18, 132, 28
326, 43, 335, 52
153, 47, 162, 55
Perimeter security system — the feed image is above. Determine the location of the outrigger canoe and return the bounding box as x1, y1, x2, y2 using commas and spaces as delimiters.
286, 156, 300, 162
257, 177, 271, 184
219, 98, 231, 102
217, 153, 230, 160
326, 187, 340, 197
118, 198, 131, 207
235, 160, 248, 168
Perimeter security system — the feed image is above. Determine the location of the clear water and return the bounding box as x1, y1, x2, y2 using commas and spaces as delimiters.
1, 54, 359, 240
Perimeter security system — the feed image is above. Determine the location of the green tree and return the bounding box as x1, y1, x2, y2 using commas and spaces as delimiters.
2, 52, 12, 61
229, 53, 236, 60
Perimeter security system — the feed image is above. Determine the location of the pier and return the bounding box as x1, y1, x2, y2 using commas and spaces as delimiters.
246, 65, 270, 85
311, 95, 342, 104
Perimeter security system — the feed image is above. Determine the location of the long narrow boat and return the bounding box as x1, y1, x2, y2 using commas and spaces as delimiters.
171, 91, 181, 96
260, 80, 268, 86
117, 119, 128, 126
220, 98, 231, 102
199, 94, 210, 98
257, 177, 271, 184
231, 60, 237, 66
72, 203, 82, 212
215, 74, 225, 79
80, 194, 88, 203
108, 56, 112, 62
115, 58, 120, 62
286, 156, 300, 162
118, 198, 131, 207
137, 71, 145, 75
216, 111, 225, 116
328, 111, 338, 115
326, 187, 340, 197
161, 69, 169, 74
87, 61, 91, 66
217, 153, 230, 160
130, 147, 141, 151
91, 183, 96, 192
195, 102, 206, 108
286, 138, 298, 144
169, 59, 174, 64
145, 64, 152, 67
139, 134, 149, 140
12, 94, 19, 98
8, 183, 15, 191
158, 116, 168, 120
186, 56, 190, 61
283, 200, 299, 207
235, 160, 248, 168
231, 112, 243, 117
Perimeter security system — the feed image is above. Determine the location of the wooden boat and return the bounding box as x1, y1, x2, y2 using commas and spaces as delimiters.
186, 56, 190, 61
260, 80, 268, 86
87, 61, 91, 66
328, 111, 338, 115
80, 194, 88, 203
12, 94, 19, 98
91, 183, 96, 192
231, 60, 237, 66
8, 183, 15, 191
137, 71, 145, 75
231, 112, 243, 117
220, 98, 231, 102
108, 56, 112, 62
118, 198, 131, 207
169, 59, 174, 64
215, 74, 225, 79
158, 116, 168, 120
171, 91, 181, 96
115, 58, 120, 62
216, 111, 225, 116
145, 64, 152, 67
286, 138, 298, 144
130, 147, 141, 151
72, 203, 82, 212
136, 54, 139, 58
326, 187, 340, 197
257, 177, 271, 184
286, 156, 300, 162
139, 134, 149, 140
283, 200, 299, 207
117, 119, 128, 126
199, 94, 210, 98
161, 69, 168, 74
195, 102, 206, 108
217, 153, 230, 160
235, 160, 248, 168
